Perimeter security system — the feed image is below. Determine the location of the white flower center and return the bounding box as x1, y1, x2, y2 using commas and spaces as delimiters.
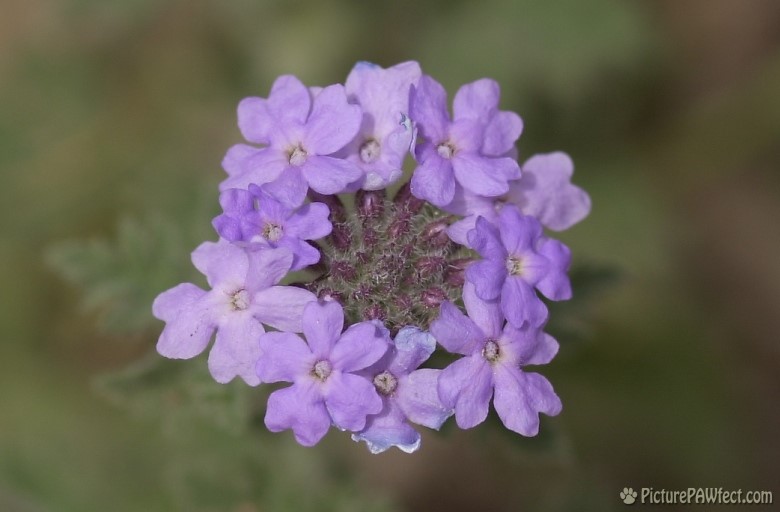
372, 370, 398, 396
288, 145, 308, 166
359, 139, 381, 163
505, 255, 524, 276
312, 359, 333, 381
436, 142, 456, 159
482, 340, 501, 363
262, 222, 283, 242
229, 289, 250, 311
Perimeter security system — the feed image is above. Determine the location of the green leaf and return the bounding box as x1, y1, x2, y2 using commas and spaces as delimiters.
46, 214, 209, 336
94, 352, 249, 436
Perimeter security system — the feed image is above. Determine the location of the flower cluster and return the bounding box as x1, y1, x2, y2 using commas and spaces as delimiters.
153, 61, 590, 453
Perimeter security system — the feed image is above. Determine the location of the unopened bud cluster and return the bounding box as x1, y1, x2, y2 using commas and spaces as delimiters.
307, 185, 471, 333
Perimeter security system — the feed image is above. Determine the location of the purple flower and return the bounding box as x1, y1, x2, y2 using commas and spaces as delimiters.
256, 301, 389, 447
352, 326, 452, 454
152, 241, 316, 385
338, 61, 421, 191
409, 76, 522, 207
221, 75, 363, 207
212, 186, 332, 271
446, 152, 591, 245
431, 283, 562, 435
465, 205, 572, 328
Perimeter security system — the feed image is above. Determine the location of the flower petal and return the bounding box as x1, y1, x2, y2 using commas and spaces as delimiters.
244, 246, 294, 290
396, 368, 452, 429
260, 166, 308, 208
324, 372, 383, 432
330, 321, 389, 372
154, 284, 214, 359
265, 382, 331, 447
510, 152, 591, 231
493, 366, 562, 436
352, 401, 421, 454
452, 153, 518, 197
237, 96, 272, 144
536, 238, 572, 300
498, 206, 542, 254
252, 285, 316, 333
430, 301, 484, 355
284, 202, 332, 240
191, 240, 249, 289
437, 357, 493, 429
483, 111, 523, 156
465, 259, 506, 301
501, 277, 548, 328
410, 153, 456, 207
220, 148, 289, 191
410, 75, 450, 142
463, 281, 503, 339
453, 78, 500, 122
267, 75, 311, 126
467, 216, 506, 260
387, 326, 436, 375
303, 84, 362, 155
256, 331, 313, 383
301, 156, 363, 195
276, 237, 321, 271
302, 300, 344, 357
208, 314, 265, 385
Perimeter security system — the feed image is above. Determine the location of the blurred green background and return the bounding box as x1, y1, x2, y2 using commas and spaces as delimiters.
2, 0, 779, 511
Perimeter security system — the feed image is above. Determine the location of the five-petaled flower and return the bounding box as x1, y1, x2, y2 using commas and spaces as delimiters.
153, 241, 316, 385
352, 326, 452, 453
409, 76, 522, 208
256, 301, 389, 446
431, 283, 562, 435
221, 75, 363, 207
466, 205, 572, 328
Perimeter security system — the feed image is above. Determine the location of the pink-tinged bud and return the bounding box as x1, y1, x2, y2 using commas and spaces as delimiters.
351, 284, 371, 301
388, 216, 411, 239
362, 227, 378, 248
421, 287, 447, 308
355, 251, 370, 265
393, 182, 424, 214
330, 222, 352, 251
356, 189, 385, 221
362, 304, 386, 321
330, 261, 356, 281
317, 288, 344, 304
393, 293, 413, 311
421, 217, 454, 247
308, 191, 346, 223
444, 257, 472, 286
417, 256, 446, 276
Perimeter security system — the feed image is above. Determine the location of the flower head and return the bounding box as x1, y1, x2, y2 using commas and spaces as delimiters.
153, 61, 586, 452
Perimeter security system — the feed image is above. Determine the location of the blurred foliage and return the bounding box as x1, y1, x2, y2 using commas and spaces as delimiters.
2, 0, 779, 511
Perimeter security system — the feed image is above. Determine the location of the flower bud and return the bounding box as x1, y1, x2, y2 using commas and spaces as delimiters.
356, 189, 385, 222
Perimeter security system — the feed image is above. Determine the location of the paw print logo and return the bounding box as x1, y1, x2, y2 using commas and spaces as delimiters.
620, 487, 638, 505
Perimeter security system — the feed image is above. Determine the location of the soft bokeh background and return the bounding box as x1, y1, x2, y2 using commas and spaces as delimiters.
2, 1, 779, 511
